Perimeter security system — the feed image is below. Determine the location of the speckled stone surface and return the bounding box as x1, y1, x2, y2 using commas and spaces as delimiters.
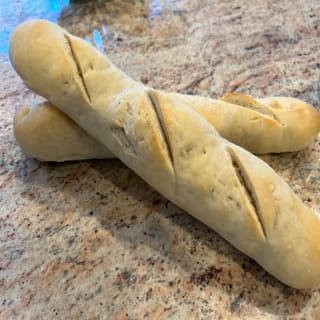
1, 1, 320, 319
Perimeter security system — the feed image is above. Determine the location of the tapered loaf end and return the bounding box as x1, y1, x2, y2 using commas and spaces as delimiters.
9, 19, 90, 108
14, 102, 113, 161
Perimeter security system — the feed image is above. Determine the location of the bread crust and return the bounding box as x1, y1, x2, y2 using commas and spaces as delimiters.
13, 93, 320, 161
14, 102, 112, 161
13, 92, 320, 161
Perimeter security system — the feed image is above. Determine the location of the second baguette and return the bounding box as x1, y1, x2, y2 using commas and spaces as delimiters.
14, 102, 112, 161
14, 91, 320, 161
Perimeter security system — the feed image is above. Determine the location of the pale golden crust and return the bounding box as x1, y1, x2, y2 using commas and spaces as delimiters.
9, 19, 320, 288
229, 144, 320, 289
136, 91, 320, 154
13, 92, 320, 161
260, 96, 320, 150
14, 102, 112, 161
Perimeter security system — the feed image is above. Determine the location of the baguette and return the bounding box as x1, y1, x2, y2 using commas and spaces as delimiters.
9, 20, 320, 288
14, 102, 112, 161
14, 91, 320, 161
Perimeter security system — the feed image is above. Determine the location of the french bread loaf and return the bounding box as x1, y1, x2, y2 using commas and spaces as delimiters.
14, 102, 112, 161
9, 20, 320, 288
14, 90, 320, 161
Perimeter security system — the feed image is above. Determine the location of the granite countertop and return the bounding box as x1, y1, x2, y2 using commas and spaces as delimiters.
1, 1, 320, 319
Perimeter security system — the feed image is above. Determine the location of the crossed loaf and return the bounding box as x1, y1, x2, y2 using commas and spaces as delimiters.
9, 20, 320, 288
